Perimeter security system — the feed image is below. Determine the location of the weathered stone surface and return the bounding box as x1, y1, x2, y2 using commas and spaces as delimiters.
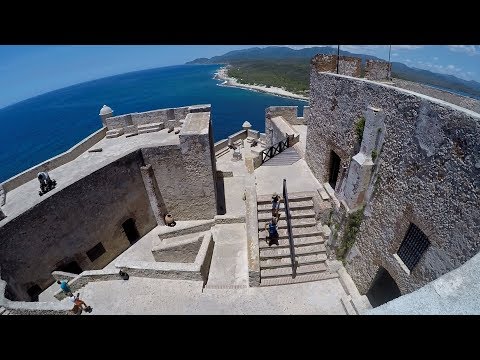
307, 70, 480, 296
0, 151, 156, 300
0, 184, 5, 206
392, 78, 480, 114
364, 60, 390, 81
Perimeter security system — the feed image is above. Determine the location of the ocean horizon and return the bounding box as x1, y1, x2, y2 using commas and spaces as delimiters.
0, 64, 306, 183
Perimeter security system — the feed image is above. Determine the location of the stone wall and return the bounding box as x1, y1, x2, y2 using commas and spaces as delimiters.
265, 106, 304, 147
311, 55, 361, 77
141, 112, 217, 221
1, 127, 107, 192
339, 56, 362, 77
0, 151, 156, 300
311, 54, 337, 73
365, 60, 390, 81
105, 105, 211, 131
307, 70, 480, 296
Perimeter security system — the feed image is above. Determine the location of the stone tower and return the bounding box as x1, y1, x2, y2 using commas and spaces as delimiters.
99, 105, 114, 127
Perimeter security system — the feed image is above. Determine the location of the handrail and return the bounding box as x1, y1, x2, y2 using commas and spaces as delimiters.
261, 134, 290, 164
283, 178, 297, 278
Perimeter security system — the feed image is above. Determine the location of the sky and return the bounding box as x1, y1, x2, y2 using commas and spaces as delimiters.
0, 45, 478, 109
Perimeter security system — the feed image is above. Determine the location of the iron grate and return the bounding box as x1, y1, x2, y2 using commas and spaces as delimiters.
397, 223, 430, 271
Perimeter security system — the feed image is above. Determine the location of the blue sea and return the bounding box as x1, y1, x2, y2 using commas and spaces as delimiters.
0, 64, 306, 183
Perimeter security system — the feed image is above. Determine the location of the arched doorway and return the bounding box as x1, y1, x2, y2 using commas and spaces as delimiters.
366, 267, 401, 308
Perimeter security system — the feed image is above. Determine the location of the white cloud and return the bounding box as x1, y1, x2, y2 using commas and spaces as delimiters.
391, 45, 424, 50
340, 45, 388, 54
405, 59, 412, 63
392, 53, 399, 57
433, 57, 439, 61
413, 61, 473, 80
448, 45, 479, 56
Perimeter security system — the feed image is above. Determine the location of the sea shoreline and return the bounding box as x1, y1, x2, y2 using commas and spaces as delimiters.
213, 66, 309, 103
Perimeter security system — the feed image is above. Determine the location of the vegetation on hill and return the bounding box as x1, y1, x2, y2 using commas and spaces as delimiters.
188, 46, 480, 99
227, 60, 310, 95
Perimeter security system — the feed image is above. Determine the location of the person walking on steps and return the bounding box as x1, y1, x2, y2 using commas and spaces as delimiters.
265, 217, 279, 246
271, 192, 281, 222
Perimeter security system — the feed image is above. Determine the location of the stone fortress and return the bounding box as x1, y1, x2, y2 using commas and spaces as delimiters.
0, 55, 478, 315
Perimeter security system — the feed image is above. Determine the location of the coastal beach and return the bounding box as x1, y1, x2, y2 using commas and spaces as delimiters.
214, 66, 309, 102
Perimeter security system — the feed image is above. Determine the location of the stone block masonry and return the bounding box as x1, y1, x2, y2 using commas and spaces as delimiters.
0, 151, 156, 300
365, 60, 390, 81
306, 69, 480, 296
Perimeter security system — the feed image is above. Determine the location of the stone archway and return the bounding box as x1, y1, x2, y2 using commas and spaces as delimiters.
366, 267, 401, 308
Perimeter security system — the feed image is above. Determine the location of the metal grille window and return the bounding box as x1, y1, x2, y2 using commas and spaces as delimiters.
397, 223, 430, 271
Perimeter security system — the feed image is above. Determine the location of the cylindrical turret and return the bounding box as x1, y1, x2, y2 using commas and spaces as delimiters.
99, 105, 114, 127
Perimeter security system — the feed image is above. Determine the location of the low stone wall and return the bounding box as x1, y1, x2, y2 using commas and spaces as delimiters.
54, 269, 125, 300
1, 127, 107, 193
116, 231, 214, 284
245, 183, 260, 286
365, 60, 390, 81
105, 105, 211, 132
0, 275, 71, 315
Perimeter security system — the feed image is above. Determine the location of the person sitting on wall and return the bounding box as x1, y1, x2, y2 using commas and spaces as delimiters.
37, 171, 57, 196
265, 217, 279, 246
57, 280, 73, 297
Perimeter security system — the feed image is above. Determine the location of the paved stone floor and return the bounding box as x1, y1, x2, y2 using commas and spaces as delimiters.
79, 276, 347, 315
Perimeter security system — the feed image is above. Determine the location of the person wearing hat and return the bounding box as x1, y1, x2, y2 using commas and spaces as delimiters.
265, 217, 279, 245
271, 192, 281, 222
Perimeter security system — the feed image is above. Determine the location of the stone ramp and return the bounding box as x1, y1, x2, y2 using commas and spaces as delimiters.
204, 223, 249, 289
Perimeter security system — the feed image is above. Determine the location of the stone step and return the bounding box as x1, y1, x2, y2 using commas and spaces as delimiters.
259, 235, 325, 249
257, 200, 313, 212
257, 193, 315, 204
260, 244, 326, 259
258, 226, 321, 240
106, 129, 124, 138
261, 263, 327, 278
341, 295, 357, 315
2, 310, 10, 315
260, 253, 327, 269
137, 122, 164, 130
258, 217, 317, 230
257, 209, 315, 222
138, 126, 161, 134
215, 147, 230, 158
0, 307, 5, 315
260, 271, 339, 287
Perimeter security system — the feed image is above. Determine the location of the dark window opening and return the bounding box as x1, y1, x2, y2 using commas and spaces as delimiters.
366, 267, 401, 308
27, 284, 42, 302
329, 150, 341, 189
56, 260, 83, 274
123, 218, 140, 244
397, 223, 430, 271
86, 242, 106, 262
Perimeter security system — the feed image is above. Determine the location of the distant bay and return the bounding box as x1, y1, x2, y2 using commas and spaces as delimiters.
0, 64, 306, 182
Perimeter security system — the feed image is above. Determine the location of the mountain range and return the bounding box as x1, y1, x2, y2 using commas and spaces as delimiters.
187, 46, 480, 98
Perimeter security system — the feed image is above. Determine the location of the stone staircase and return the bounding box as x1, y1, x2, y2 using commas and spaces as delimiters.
261, 147, 301, 166
257, 192, 338, 286
0, 306, 12, 315
138, 122, 164, 134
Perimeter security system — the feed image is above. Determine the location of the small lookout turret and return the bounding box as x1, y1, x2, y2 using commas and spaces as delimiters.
99, 105, 114, 127
242, 121, 252, 130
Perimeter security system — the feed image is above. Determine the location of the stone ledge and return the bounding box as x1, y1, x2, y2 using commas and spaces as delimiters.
245, 184, 260, 287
